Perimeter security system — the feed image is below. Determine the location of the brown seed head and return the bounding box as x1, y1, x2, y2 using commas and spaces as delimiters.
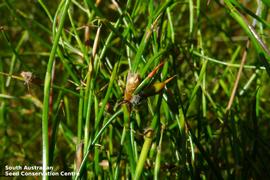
124, 71, 141, 101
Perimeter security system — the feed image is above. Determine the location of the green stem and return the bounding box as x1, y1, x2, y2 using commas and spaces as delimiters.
134, 96, 162, 179
41, 0, 71, 179
154, 126, 164, 180
114, 125, 127, 180
75, 109, 123, 180
134, 129, 154, 180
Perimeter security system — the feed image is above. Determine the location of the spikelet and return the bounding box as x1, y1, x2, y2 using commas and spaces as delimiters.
124, 71, 141, 102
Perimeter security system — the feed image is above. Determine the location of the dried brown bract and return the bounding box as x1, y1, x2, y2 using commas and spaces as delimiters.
124, 71, 141, 102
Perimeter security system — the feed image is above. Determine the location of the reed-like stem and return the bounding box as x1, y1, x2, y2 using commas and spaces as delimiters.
41, 0, 71, 179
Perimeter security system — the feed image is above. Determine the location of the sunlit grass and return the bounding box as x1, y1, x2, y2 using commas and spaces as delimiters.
1, 0, 270, 179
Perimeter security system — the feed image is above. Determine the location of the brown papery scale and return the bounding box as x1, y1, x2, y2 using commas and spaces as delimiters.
124, 71, 141, 102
